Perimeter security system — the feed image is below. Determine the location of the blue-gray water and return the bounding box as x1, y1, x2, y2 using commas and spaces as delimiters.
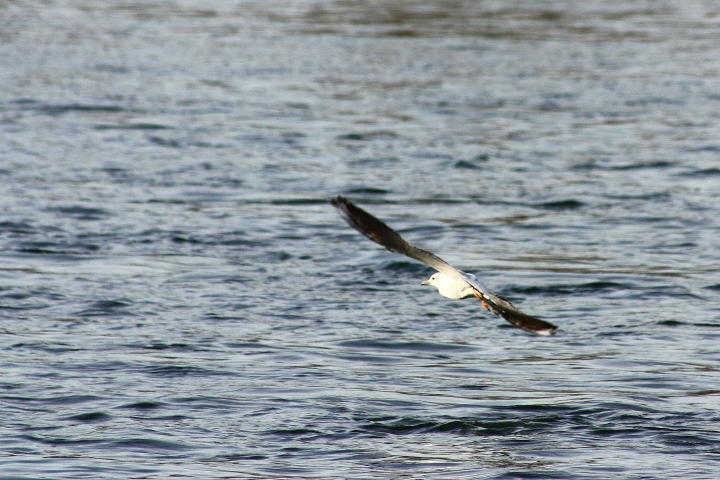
2, 1, 720, 478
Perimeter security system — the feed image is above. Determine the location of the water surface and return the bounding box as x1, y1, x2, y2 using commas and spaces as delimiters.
1, 1, 720, 478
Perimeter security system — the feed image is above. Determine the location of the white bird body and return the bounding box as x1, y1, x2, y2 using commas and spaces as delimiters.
423, 272, 481, 300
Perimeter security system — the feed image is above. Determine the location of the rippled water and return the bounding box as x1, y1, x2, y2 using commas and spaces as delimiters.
2, 1, 720, 478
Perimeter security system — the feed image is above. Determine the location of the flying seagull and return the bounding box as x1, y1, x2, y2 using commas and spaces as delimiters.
332, 196, 557, 335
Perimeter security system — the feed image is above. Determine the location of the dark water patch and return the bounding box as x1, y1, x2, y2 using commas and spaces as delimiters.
28, 103, 125, 116
343, 187, 391, 196
0, 221, 35, 234
680, 167, 720, 177
117, 401, 164, 410
146, 198, 189, 205
685, 145, 720, 153
454, 160, 483, 170
208, 453, 268, 461
171, 235, 202, 244
493, 403, 578, 414
21, 395, 105, 406
95, 63, 130, 74
18, 241, 100, 255
378, 260, 432, 276
661, 433, 720, 449
98, 166, 134, 181
508, 281, 629, 297
357, 413, 569, 437
95, 123, 171, 130
610, 161, 675, 171
337, 339, 475, 353
148, 136, 182, 148
45, 206, 111, 221
584, 402, 663, 418
458, 384, 489, 391
627, 286, 701, 300
336, 130, 398, 141
77, 300, 133, 317
687, 390, 720, 397
22, 435, 104, 446
207, 175, 243, 187
267, 427, 324, 438
223, 341, 277, 351
704, 284, 720, 291
625, 97, 684, 107
603, 192, 670, 201
139, 414, 189, 422
141, 342, 191, 351
110, 438, 190, 451
269, 198, 328, 205
693, 322, 720, 329
533, 200, 584, 211
262, 251, 292, 262
361, 419, 479, 435
144, 365, 231, 378
657, 320, 683, 327
9, 341, 80, 354
399, 224, 446, 237
349, 156, 401, 166
575, 161, 674, 172
334, 352, 405, 364
66, 411, 111, 422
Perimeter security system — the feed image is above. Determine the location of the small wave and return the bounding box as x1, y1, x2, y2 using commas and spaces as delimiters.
680, 168, 720, 177
336, 131, 398, 141
0, 221, 35, 234
574, 161, 674, 171
336, 339, 475, 352
77, 300, 133, 317
453, 160, 483, 170
45, 206, 111, 221
344, 187, 391, 195
66, 411, 111, 422
19, 241, 100, 254
208, 453, 268, 461
148, 136, 182, 148
379, 260, 431, 275
117, 401, 164, 410
533, 199, 584, 210
361, 419, 477, 435
269, 198, 328, 205
110, 438, 190, 451
141, 343, 191, 351
510, 281, 629, 297
22, 435, 103, 446
95, 123, 170, 130
24, 102, 125, 116
144, 365, 231, 378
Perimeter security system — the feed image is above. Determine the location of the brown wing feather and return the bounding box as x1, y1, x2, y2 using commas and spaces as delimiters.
331, 196, 460, 277
485, 292, 557, 335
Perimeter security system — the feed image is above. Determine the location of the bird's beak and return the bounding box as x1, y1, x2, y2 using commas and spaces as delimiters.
421, 280, 430, 285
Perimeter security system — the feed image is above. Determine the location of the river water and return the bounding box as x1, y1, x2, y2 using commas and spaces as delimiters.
1, 1, 720, 478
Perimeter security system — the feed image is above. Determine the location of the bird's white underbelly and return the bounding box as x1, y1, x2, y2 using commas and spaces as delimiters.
435, 275, 476, 300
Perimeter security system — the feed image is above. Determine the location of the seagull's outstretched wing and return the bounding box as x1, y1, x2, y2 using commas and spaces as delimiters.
331, 195, 558, 336
332, 195, 462, 279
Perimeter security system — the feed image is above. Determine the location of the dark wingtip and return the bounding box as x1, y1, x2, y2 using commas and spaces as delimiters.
331, 195, 346, 207
499, 309, 558, 336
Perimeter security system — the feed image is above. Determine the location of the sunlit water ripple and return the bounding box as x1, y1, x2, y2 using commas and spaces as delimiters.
1, 1, 720, 478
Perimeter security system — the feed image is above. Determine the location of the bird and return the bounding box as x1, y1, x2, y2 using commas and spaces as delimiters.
331, 195, 558, 335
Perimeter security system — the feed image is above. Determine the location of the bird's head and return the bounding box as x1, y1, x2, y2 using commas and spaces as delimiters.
421, 273, 441, 287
